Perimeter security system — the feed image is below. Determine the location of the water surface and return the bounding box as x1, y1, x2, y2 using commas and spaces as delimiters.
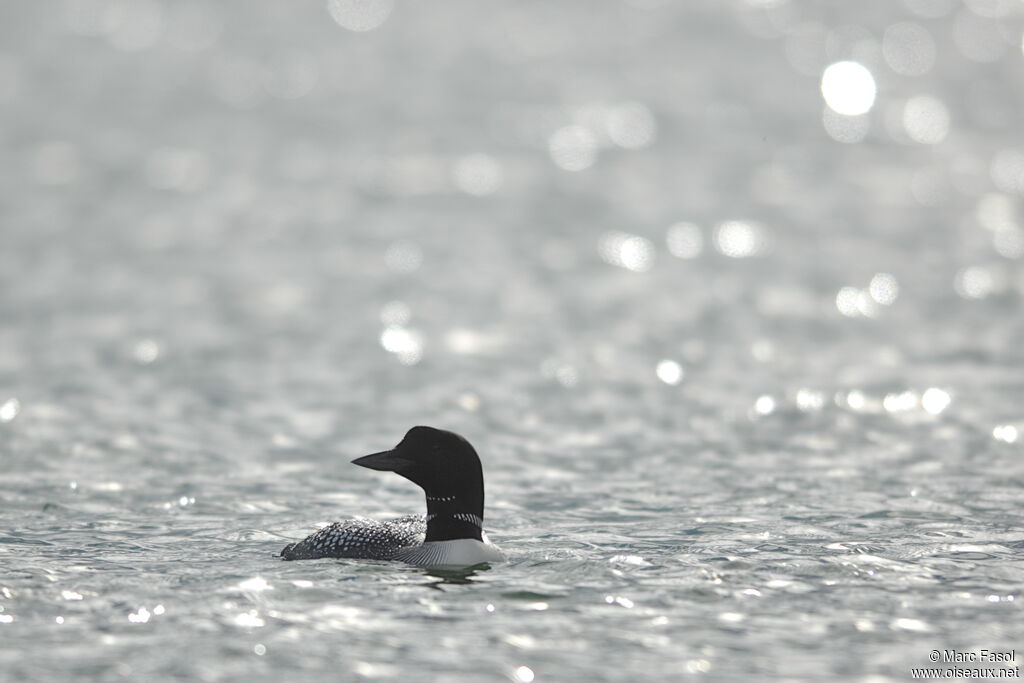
2, 1, 1023, 681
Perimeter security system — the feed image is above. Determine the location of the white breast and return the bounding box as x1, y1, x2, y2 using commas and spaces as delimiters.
395, 536, 505, 568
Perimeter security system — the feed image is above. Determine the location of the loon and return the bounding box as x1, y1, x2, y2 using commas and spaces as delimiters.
281, 426, 504, 568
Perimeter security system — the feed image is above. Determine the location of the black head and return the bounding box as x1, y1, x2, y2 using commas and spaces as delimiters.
352, 426, 486, 541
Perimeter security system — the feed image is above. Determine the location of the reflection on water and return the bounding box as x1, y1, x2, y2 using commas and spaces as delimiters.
1, 0, 1023, 681
422, 565, 488, 587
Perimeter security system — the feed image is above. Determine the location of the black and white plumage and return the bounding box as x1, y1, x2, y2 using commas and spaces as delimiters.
281, 426, 504, 568
280, 514, 426, 561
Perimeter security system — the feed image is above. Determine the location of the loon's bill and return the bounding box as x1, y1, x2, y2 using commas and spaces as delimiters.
281, 426, 504, 568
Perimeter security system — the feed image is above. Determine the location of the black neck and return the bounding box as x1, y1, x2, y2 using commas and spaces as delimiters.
424, 494, 483, 542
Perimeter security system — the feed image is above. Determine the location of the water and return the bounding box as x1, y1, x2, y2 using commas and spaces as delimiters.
2, 1, 1023, 681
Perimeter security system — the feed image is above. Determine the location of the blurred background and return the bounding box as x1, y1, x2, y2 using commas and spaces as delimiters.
1, 1, 1023, 681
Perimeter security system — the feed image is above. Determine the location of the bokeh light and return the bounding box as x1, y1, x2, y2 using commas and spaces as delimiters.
835, 287, 860, 317
993, 227, 1024, 259
796, 389, 825, 412
822, 109, 869, 144
921, 388, 951, 415
0, 398, 20, 423
606, 102, 657, 150
821, 61, 877, 116
902, 0, 954, 19
327, 0, 394, 32
665, 222, 703, 259
599, 232, 654, 272
714, 221, 766, 258
883, 391, 918, 413
955, 266, 996, 299
754, 395, 776, 416
380, 326, 423, 365
549, 125, 598, 171
993, 425, 1019, 443
655, 360, 684, 385
868, 273, 899, 306
975, 193, 1016, 232
514, 666, 535, 683
379, 301, 411, 326
902, 96, 950, 145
